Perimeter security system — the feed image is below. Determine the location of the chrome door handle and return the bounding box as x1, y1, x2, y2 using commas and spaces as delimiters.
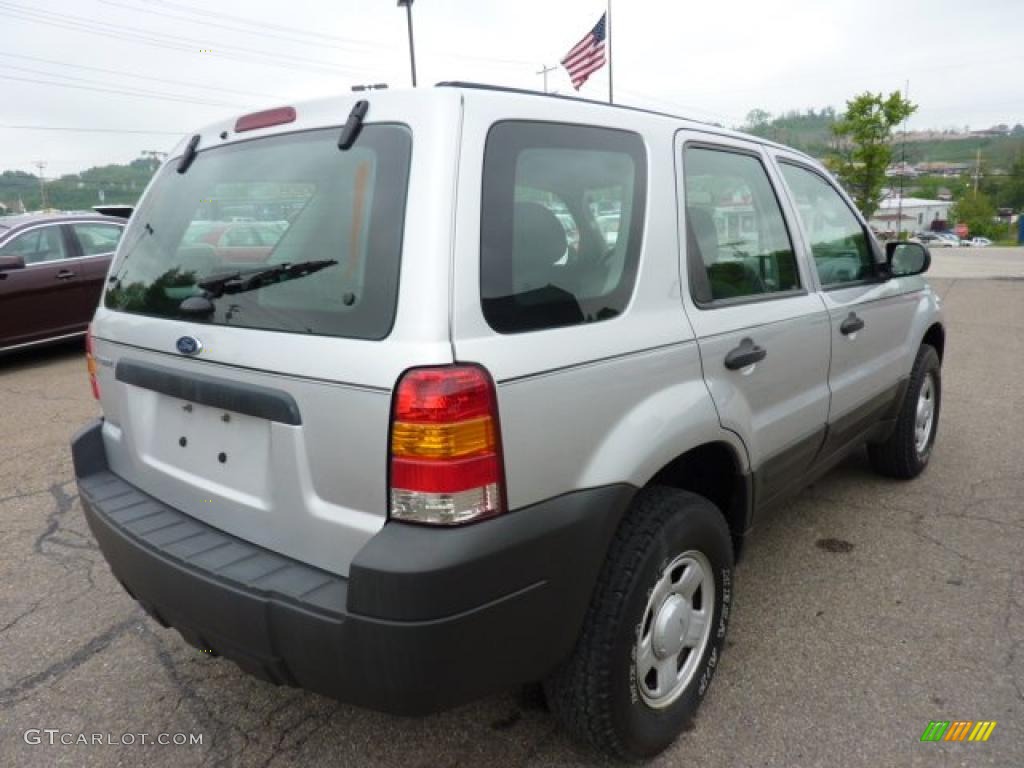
55, 269, 76, 280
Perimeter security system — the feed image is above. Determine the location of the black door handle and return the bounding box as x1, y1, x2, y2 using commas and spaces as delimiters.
724, 337, 767, 370
840, 312, 865, 335
55, 269, 75, 280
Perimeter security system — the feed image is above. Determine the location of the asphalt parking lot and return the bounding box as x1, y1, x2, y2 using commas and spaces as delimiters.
927, 246, 1024, 279
1, 274, 1021, 768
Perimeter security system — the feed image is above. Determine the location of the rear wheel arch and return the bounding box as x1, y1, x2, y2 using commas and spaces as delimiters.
646, 442, 749, 558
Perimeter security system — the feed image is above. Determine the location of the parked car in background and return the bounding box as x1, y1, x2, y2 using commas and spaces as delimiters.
929, 233, 959, 248
0, 212, 125, 353
966, 236, 991, 247
181, 220, 289, 263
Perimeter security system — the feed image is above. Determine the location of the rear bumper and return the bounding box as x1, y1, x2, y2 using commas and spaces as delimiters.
72, 419, 632, 714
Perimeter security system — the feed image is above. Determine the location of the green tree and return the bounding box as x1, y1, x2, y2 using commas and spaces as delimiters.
827, 91, 917, 218
744, 109, 772, 130
950, 192, 998, 238
1003, 151, 1024, 211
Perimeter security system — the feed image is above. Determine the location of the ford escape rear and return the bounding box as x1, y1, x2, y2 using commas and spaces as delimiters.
73, 85, 943, 759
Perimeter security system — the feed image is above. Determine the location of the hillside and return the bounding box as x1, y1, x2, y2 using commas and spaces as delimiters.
742, 109, 1024, 168
0, 158, 157, 213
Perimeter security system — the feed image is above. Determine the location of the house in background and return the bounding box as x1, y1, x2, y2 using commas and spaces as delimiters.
868, 197, 952, 235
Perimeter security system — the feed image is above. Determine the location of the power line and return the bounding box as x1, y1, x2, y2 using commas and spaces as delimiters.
618, 87, 744, 126
0, 123, 185, 135
0, 63, 247, 107
0, 51, 281, 99
0, 1, 383, 79
139, 0, 386, 48
99, 0, 382, 55
125, 0, 539, 68
0, 73, 246, 108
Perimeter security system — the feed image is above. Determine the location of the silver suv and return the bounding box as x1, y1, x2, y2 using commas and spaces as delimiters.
72, 84, 944, 759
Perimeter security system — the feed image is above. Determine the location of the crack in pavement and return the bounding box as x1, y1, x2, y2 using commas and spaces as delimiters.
0, 600, 42, 634
0, 617, 143, 709
1002, 569, 1024, 703
258, 702, 344, 768
0, 485, 53, 506
30, 480, 100, 588
136, 623, 258, 768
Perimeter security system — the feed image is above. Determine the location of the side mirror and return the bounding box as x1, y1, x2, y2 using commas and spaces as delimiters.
885, 241, 930, 278
0, 254, 26, 272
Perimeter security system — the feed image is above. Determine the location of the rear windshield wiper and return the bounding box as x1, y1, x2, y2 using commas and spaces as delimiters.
179, 259, 339, 318
196, 259, 339, 298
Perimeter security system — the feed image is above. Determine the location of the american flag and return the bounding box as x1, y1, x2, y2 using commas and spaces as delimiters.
561, 14, 607, 90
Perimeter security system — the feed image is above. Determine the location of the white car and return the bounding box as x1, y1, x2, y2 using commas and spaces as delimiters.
966, 236, 992, 247
934, 234, 963, 247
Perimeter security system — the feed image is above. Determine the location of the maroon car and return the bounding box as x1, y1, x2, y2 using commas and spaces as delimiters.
0, 213, 125, 353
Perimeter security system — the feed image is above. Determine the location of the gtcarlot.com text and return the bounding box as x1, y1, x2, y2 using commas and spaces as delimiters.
23, 729, 204, 747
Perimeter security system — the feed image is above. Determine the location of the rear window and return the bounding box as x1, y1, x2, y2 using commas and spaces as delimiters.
480, 121, 647, 334
104, 125, 411, 340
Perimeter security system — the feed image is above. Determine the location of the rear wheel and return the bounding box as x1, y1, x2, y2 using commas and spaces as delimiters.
868, 344, 941, 479
544, 486, 734, 759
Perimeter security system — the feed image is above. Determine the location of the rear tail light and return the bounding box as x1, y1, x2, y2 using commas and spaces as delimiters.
85, 324, 100, 400
389, 365, 505, 525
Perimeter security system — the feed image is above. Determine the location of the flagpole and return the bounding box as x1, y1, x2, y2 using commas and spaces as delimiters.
606, 0, 613, 104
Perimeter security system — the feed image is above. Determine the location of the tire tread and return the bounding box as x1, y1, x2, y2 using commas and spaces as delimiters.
868, 344, 940, 479
544, 486, 729, 757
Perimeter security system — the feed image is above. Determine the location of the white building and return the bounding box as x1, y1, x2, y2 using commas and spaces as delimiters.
868, 197, 953, 235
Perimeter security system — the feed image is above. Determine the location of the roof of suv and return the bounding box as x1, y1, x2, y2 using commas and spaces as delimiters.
170, 83, 818, 169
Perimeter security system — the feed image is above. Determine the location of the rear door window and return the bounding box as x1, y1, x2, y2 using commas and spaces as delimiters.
0, 225, 68, 264
104, 125, 411, 340
71, 223, 123, 256
480, 122, 647, 333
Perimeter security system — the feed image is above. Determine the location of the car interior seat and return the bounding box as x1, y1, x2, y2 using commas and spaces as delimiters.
512, 202, 569, 293
687, 206, 765, 300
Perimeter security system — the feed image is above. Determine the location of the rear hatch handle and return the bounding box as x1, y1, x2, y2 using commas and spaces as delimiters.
115, 359, 302, 425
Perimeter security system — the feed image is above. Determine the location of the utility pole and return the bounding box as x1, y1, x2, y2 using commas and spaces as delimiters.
141, 150, 167, 174
895, 80, 909, 237
536, 64, 557, 93
973, 147, 981, 195
33, 161, 48, 210
397, 0, 417, 87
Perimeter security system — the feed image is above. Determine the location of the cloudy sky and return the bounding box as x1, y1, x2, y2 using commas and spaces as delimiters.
2, 0, 1021, 177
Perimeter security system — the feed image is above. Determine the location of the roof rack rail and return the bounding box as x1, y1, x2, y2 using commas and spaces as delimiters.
434, 80, 716, 128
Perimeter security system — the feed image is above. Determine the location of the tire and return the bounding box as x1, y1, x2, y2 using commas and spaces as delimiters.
544, 486, 734, 759
868, 343, 941, 479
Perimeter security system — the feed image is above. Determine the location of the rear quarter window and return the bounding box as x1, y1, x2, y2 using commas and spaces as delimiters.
480, 121, 647, 333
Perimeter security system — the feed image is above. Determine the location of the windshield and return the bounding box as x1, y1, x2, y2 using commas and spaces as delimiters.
104, 125, 411, 340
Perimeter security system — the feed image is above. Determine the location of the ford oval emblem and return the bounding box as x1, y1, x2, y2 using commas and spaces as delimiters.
176, 335, 202, 356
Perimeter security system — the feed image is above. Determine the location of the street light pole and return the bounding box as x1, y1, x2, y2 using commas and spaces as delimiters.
397, 0, 417, 87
